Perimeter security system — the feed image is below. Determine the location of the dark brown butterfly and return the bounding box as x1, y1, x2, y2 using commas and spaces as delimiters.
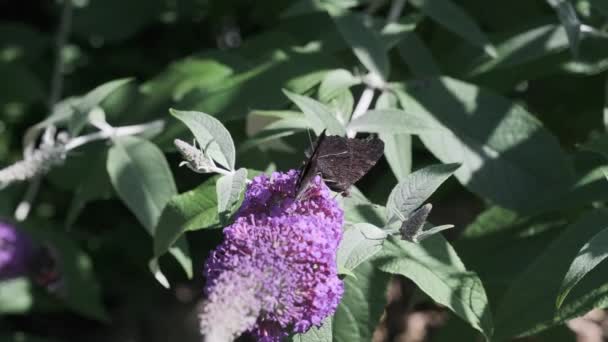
295, 130, 384, 198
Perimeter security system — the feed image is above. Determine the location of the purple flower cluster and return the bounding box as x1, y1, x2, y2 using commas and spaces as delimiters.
200, 170, 344, 341
0, 221, 32, 280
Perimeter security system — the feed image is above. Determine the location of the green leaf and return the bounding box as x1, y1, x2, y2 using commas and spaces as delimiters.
580, 133, 608, 160
317, 69, 361, 102
347, 109, 440, 134
107, 136, 177, 233
386, 163, 460, 221
590, 0, 608, 16
107, 136, 191, 281
65, 147, 112, 227
154, 177, 220, 257
377, 236, 494, 339
494, 209, 608, 339
329, 8, 390, 79
292, 317, 332, 342
397, 33, 441, 77
395, 77, 573, 212
376, 91, 412, 181
557, 226, 608, 308
409, 0, 497, 57
170, 109, 236, 170
283, 89, 346, 136
216, 168, 248, 221
333, 258, 390, 341
0, 278, 33, 314
465, 24, 569, 77
69, 78, 134, 136
337, 223, 387, 274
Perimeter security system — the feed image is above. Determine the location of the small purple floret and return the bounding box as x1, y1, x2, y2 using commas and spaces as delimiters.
0, 221, 33, 280
200, 170, 344, 341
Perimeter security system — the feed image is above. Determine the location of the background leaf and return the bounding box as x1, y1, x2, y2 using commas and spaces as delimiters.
409, 0, 497, 57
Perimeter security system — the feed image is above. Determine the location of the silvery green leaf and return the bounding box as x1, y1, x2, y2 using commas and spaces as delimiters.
386, 163, 460, 223
69, 78, 133, 136
170, 109, 236, 170
347, 109, 440, 135
329, 7, 390, 79
317, 69, 361, 102
283, 89, 346, 136
376, 91, 412, 181
216, 168, 248, 220
337, 223, 387, 274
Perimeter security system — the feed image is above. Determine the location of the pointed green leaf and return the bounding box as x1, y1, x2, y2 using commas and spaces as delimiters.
170, 109, 236, 170
347, 109, 440, 134
337, 223, 387, 274
216, 168, 248, 221
557, 226, 608, 308
283, 89, 346, 136
386, 163, 460, 221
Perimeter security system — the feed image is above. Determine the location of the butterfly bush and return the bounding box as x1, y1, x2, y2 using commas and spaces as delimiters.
0, 221, 33, 280
200, 170, 344, 341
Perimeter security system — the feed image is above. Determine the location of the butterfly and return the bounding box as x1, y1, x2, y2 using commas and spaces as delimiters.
391, 204, 454, 243
295, 130, 384, 198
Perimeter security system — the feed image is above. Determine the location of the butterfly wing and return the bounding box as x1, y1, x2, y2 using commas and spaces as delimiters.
399, 203, 432, 242
295, 130, 327, 198
316, 135, 384, 192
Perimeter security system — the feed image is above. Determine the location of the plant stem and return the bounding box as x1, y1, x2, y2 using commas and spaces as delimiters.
387, 0, 407, 22
65, 120, 165, 151
16, 0, 73, 221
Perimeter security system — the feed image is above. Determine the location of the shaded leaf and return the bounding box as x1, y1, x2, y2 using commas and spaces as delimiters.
557, 226, 608, 308
494, 209, 608, 339
409, 0, 496, 57
154, 177, 220, 257
395, 77, 573, 212
333, 258, 390, 341
377, 236, 493, 339
329, 8, 390, 78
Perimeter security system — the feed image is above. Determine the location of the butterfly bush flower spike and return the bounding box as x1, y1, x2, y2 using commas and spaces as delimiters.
0, 221, 33, 280
200, 170, 344, 341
